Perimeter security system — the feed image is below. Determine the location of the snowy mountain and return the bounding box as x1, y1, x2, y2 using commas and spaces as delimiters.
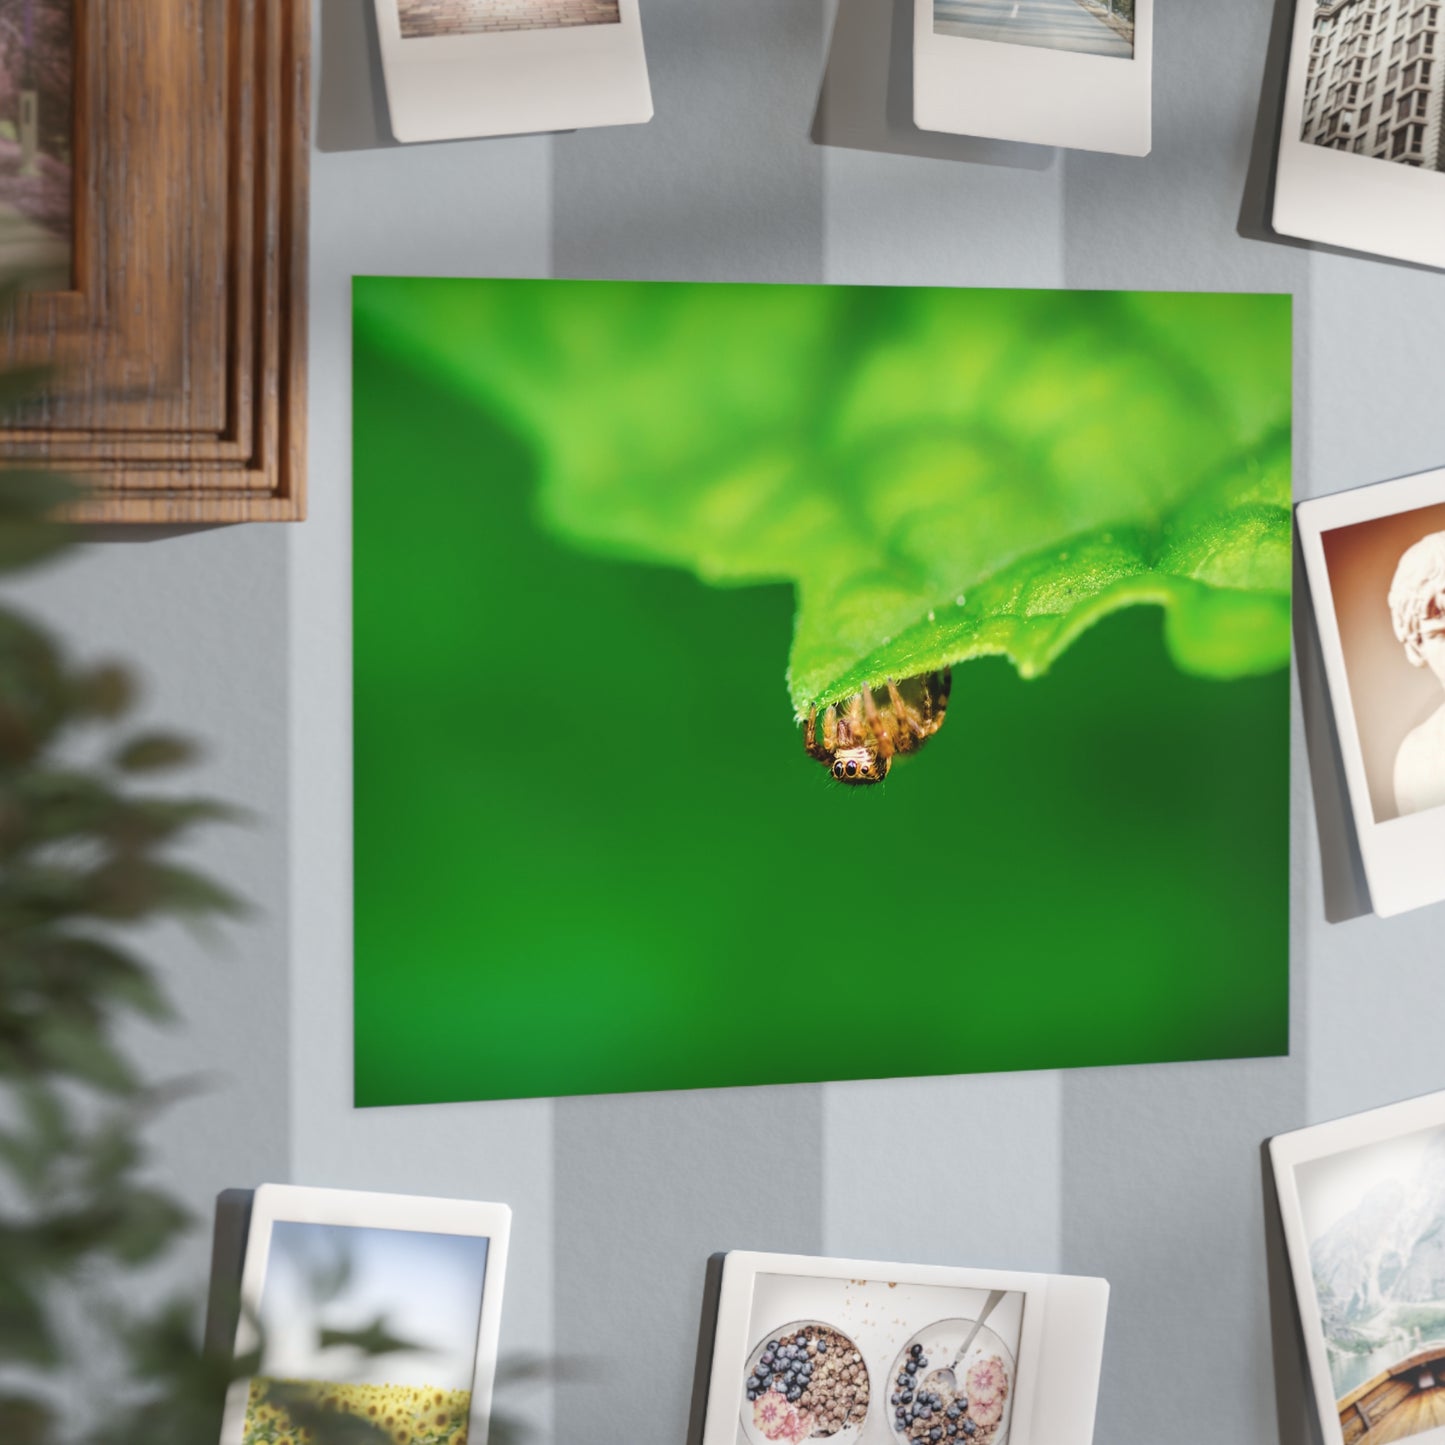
1310, 1132, 1445, 1334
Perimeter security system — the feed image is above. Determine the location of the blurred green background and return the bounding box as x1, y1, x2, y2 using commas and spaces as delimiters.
353, 284, 1290, 1106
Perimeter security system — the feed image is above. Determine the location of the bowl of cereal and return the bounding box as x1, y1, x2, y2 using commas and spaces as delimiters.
885, 1319, 1015, 1445
739, 1320, 870, 1445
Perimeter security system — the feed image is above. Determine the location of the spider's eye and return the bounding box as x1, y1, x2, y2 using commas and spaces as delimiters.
833, 761, 845, 778
846, 760, 858, 776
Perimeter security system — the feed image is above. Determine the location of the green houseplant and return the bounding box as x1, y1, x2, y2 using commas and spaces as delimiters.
0, 331, 542, 1445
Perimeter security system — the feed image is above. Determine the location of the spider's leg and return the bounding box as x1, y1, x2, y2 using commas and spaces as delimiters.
887, 677, 930, 739
804, 706, 823, 760
840, 692, 865, 749
860, 683, 896, 763
822, 703, 839, 752
932, 669, 952, 718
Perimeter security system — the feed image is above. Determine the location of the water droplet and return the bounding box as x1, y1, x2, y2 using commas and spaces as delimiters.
882, 636, 891, 645
927, 610, 935, 623
955, 594, 966, 607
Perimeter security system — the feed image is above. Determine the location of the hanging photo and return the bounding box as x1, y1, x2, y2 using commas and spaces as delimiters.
1273, 0, 1445, 270
911, 0, 1151, 154
1297, 465, 1445, 917
1273, 1090, 1445, 1445
0, 0, 73, 289
693, 1252, 1109, 1445
220, 1185, 512, 1445
372, 0, 652, 143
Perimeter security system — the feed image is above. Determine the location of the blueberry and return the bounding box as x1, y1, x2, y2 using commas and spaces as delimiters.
795, 1335, 807, 1346
910, 1344, 923, 1358
947, 1428, 956, 1438
774, 1380, 786, 1394
946, 1406, 960, 1420
788, 1389, 801, 1402
905, 1361, 917, 1375
898, 1376, 909, 1388
963, 1425, 975, 1437
892, 1394, 901, 1406
816, 1341, 828, 1353
902, 1392, 913, 1405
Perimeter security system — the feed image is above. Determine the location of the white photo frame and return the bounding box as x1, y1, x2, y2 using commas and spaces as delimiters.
1297, 466, 1445, 918
699, 1251, 1109, 1445
912, 0, 1151, 155
1272, 1090, 1445, 1445
219, 1184, 512, 1445
373, 0, 653, 144
1273, 0, 1445, 271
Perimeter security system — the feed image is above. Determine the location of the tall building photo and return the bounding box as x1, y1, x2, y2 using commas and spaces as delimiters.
1301, 0, 1445, 173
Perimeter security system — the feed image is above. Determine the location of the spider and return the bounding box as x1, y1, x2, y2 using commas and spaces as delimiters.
802, 668, 952, 785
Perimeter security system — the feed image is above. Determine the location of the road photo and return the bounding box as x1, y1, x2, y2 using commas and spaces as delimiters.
933, 0, 1134, 59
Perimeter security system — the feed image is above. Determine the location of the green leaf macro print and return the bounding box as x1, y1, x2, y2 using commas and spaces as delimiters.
354, 280, 1289, 716
351, 278, 1291, 1105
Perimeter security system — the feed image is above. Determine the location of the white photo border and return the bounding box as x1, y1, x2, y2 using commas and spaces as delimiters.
219, 1183, 512, 1445
1297, 465, 1445, 918
373, 0, 653, 144
699, 1251, 1109, 1445
1271, 1089, 1445, 1445
1273, 0, 1445, 270
912, 0, 1152, 156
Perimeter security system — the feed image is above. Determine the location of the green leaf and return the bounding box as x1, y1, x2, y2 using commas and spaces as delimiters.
111, 732, 200, 773
0, 1391, 56, 1445
317, 1315, 420, 1356
7, 935, 177, 1023
0, 1271, 59, 1366
31, 1016, 139, 1094
355, 279, 1291, 713
103, 1188, 193, 1263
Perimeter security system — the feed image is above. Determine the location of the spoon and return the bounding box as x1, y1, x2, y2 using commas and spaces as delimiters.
919, 1290, 1008, 1394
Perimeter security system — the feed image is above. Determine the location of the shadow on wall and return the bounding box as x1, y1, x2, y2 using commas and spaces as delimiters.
317, 0, 399, 152
1295, 543, 1372, 925
811, 0, 1054, 170
1260, 1143, 1330, 1445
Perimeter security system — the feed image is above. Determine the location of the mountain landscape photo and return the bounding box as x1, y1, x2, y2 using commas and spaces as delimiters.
1307, 1127, 1445, 1401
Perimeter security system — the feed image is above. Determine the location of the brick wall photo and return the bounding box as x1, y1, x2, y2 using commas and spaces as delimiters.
398, 0, 621, 38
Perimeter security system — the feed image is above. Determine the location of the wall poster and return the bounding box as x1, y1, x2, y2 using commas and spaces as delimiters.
352, 278, 1292, 1105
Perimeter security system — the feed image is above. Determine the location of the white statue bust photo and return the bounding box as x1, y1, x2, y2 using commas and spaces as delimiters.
1388, 531, 1445, 819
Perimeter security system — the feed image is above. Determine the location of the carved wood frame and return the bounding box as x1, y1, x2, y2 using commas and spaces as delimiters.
0, 0, 309, 522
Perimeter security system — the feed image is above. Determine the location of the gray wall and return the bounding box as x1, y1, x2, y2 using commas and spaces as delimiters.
12, 1, 1445, 1441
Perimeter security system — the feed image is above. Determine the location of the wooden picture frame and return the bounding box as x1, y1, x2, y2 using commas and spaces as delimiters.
0, 0, 309, 523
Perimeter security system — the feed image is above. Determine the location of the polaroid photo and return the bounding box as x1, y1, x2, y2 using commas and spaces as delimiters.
1272, 1090, 1445, 1445
219, 1184, 511, 1445
1298, 466, 1445, 917
1273, 0, 1445, 270
912, 0, 1151, 155
373, 0, 653, 144
696, 1251, 1110, 1445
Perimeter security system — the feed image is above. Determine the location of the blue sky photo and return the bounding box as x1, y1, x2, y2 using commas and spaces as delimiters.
259, 1221, 490, 1390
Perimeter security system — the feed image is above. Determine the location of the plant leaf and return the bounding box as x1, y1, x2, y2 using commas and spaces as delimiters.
354, 279, 1291, 713
317, 1316, 420, 1356
111, 733, 200, 773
